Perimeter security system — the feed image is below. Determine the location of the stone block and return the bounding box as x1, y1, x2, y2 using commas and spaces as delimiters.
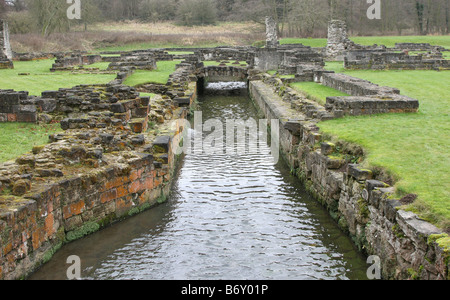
152, 136, 171, 154
347, 164, 372, 181
321, 142, 335, 156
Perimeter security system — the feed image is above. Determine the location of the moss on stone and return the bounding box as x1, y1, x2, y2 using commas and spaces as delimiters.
428, 233, 450, 253
357, 198, 370, 219
65, 222, 100, 242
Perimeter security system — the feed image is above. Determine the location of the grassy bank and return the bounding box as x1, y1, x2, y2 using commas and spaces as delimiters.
289, 82, 349, 105
123, 60, 182, 86
0, 59, 115, 96
318, 62, 449, 230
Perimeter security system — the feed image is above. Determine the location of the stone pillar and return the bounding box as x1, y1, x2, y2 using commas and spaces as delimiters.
265, 16, 279, 48
0, 19, 13, 69
326, 20, 354, 60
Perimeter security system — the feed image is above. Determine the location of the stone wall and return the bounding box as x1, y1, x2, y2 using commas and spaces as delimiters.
344, 50, 450, 70
0, 20, 13, 69
198, 65, 249, 83
321, 73, 400, 96
0, 74, 197, 280
265, 16, 279, 48
0, 90, 37, 123
325, 20, 360, 61
394, 43, 446, 52
263, 69, 419, 119
50, 53, 103, 72
197, 47, 256, 64
107, 52, 159, 71
249, 80, 449, 280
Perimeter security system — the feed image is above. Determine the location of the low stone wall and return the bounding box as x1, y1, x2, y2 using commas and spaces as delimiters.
0, 90, 37, 123
394, 43, 446, 52
344, 51, 450, 70
249, 80, 449, 280
321, 73, 400, 96
107, 54, 157, 71
50, 54, 102, 72
197, 47, 256, 64
319, 73, 419, 117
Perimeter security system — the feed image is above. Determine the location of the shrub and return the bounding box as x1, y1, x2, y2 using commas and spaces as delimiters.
176, 0, 217, 26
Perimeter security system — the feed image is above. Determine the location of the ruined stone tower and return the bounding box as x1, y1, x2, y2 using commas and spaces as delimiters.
326, 20, 357, 60
0, 19, 13, 69
265, 16, 279, 48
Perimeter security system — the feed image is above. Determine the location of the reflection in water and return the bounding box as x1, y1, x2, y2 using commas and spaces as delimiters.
29, 86, 368, 280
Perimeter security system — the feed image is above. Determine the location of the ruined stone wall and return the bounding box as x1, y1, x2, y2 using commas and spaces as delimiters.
0, 20, 13, 69
265, 16, 279, 48
249, 80, 449, 280
0, 73, 198, 280
321, 73, 400, 96
199, 65, 248, 83
50, 54, 103, 72
344, 51, 450, 70
0, 90, 37, 123
197, 47, 256, 64
319, 73, 419, 117
325, 20, 359, 60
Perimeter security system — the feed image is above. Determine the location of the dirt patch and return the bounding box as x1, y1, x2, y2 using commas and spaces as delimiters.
400, 194, 418, 205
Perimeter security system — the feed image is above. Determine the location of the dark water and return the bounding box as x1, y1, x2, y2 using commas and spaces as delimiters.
29, 84, 368, 280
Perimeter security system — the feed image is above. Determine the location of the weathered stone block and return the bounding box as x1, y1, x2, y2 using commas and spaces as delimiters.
152, 136, 172, 154
347, 164, 373, 181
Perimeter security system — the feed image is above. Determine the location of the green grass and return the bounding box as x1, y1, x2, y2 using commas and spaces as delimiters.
318, 63, 450, 229
0, 60, 116, 96
290, 81, 350, 105
123, 60, 182, 86
0, 123, 62, 163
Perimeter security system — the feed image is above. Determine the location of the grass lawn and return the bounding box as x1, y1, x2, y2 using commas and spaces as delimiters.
0, 123, 61, 163
290, 81, 350, 105
318, 62, 450, 229
0, 59, 115, 96
123, 60, 182, 86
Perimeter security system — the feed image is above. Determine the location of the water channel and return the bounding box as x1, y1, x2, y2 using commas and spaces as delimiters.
29, 83, 368, 280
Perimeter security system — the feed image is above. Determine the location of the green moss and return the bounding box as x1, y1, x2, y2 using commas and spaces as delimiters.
42, 242, 63, 265
156, 193, 167, 204
98, 214, 116, 228
338, 216, 349, 234
392, 224, 406, 239
357, 198, 370, 219
428, 234, 450, 253
65, 222, 100, 242
407, 265, 424, 280
128, 206, 141, 217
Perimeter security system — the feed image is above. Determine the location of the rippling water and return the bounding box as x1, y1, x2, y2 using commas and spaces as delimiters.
29, 87, 368, 280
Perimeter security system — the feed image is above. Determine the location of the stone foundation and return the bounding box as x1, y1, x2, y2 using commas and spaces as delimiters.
50, 53, 102, 72
344, 50, 449, 70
